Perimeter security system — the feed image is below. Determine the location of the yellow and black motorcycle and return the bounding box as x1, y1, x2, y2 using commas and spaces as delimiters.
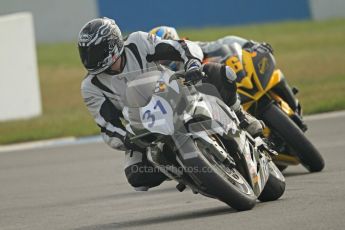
205, 43, 324, 172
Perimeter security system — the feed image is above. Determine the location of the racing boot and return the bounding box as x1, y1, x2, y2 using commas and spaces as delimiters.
231, 98, 265, 137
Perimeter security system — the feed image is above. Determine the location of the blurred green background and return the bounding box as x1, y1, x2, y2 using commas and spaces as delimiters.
1, 19, 344, 144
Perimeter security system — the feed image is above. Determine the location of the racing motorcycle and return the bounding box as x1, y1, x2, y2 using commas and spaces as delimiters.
204, 42, 324, 172
119, 66, 285, 211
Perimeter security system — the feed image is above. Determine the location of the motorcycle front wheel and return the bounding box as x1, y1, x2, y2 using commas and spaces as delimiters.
186, 139, 257, 211
260, 103, 325, 172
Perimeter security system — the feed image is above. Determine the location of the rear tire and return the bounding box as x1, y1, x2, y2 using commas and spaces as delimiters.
277, 165, 288, 172
258, 163, 285, 202
260, 104, 325, 172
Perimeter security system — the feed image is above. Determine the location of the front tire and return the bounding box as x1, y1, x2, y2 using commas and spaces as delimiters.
260, 103, 325, 172
181, 139, 257, 211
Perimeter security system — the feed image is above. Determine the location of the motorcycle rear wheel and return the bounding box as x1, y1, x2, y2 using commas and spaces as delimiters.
260, 103, 325, 172
258, 162, 286, 202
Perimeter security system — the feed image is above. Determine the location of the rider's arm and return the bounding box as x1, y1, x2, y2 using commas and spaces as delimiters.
132, 31, 204, 69
196, 35, 249, 54
81, 76, 127, 151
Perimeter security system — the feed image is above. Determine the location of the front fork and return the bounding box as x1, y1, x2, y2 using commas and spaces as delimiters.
252, 93, 302, 166
268, 91, 307, 132
268, 74, 307, 131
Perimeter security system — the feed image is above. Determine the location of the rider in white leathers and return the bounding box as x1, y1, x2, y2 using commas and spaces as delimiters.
78, 18, 264, 191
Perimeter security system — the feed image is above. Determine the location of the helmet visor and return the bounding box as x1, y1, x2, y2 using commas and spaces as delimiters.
79, 42, 109, 70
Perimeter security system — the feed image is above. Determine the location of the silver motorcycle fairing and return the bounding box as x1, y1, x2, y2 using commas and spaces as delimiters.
121, 67, 276, 197
187, 92, 271, 196
186, 92, 239, 135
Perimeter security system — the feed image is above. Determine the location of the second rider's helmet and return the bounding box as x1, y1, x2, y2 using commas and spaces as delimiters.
149, 26, 180, 40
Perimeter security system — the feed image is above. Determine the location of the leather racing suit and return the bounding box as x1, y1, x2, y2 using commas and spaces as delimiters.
81, 31, 236, 190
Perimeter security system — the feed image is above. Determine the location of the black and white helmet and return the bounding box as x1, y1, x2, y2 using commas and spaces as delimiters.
78, 17, 124, 74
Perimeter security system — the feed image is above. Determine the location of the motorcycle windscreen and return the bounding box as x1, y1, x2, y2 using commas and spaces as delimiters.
123, 67, 162, 108
252, 50, 276, 89
121, 66, 183, 136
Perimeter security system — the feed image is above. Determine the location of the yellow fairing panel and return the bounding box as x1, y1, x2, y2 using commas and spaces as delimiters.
235, 51, 282, 101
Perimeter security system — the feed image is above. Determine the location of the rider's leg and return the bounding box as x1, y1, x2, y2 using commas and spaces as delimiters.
124, 150, 167, 191
202, 63, 237, 104
202, 63, 264, 137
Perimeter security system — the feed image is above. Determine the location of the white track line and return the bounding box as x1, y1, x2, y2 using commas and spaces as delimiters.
304, 110, 345, 121
0, 110, 344, 153
0, 136, 102, 153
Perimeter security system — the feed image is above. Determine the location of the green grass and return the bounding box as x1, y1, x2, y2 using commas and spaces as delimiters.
1, 19, 345, 144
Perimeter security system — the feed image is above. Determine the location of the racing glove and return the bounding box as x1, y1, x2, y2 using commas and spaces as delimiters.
261, 42, 274, 54
184, 59, 205, 84
243, 40, 274, 54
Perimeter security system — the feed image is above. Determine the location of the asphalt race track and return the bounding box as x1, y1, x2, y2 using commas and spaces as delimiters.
1, 113, 345, 230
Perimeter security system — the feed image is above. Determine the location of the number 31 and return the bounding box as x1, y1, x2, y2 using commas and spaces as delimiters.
142, 100, 167, 127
